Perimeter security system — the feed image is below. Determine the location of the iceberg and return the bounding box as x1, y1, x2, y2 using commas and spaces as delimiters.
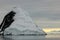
0, 7, 46, 35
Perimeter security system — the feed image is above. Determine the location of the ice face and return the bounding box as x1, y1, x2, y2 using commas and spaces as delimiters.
3, 7, 46, 35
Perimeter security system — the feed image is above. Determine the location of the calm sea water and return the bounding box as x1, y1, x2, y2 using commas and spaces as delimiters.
0, 35, 60, 40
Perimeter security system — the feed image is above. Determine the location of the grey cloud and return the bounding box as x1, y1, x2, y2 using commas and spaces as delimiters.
0, 0, 60, 21
30, 12, 60, 20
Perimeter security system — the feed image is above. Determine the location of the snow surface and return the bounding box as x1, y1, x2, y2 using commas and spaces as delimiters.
0, 6, 46, 35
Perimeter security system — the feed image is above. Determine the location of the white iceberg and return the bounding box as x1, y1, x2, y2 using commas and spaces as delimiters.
0, 7, 46, 35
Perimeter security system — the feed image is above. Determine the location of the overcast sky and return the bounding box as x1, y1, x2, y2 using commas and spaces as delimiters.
0, 0, 60, 28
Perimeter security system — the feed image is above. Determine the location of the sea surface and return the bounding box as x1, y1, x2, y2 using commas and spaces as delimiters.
0, 35, 60, 40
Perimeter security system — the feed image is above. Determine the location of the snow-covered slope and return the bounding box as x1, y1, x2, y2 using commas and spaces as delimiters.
1, 7, 46, 35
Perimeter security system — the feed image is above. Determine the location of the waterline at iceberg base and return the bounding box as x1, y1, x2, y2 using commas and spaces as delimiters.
0, 6, 46, 36
4, 28, 47, 36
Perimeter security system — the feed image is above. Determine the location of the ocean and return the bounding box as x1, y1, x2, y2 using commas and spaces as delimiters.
0, 35, 60, 40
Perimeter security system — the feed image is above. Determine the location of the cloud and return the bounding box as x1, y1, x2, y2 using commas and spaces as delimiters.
0, 0, 60, 19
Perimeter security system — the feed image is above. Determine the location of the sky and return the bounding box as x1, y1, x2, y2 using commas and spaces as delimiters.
0, 0, 60, 28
